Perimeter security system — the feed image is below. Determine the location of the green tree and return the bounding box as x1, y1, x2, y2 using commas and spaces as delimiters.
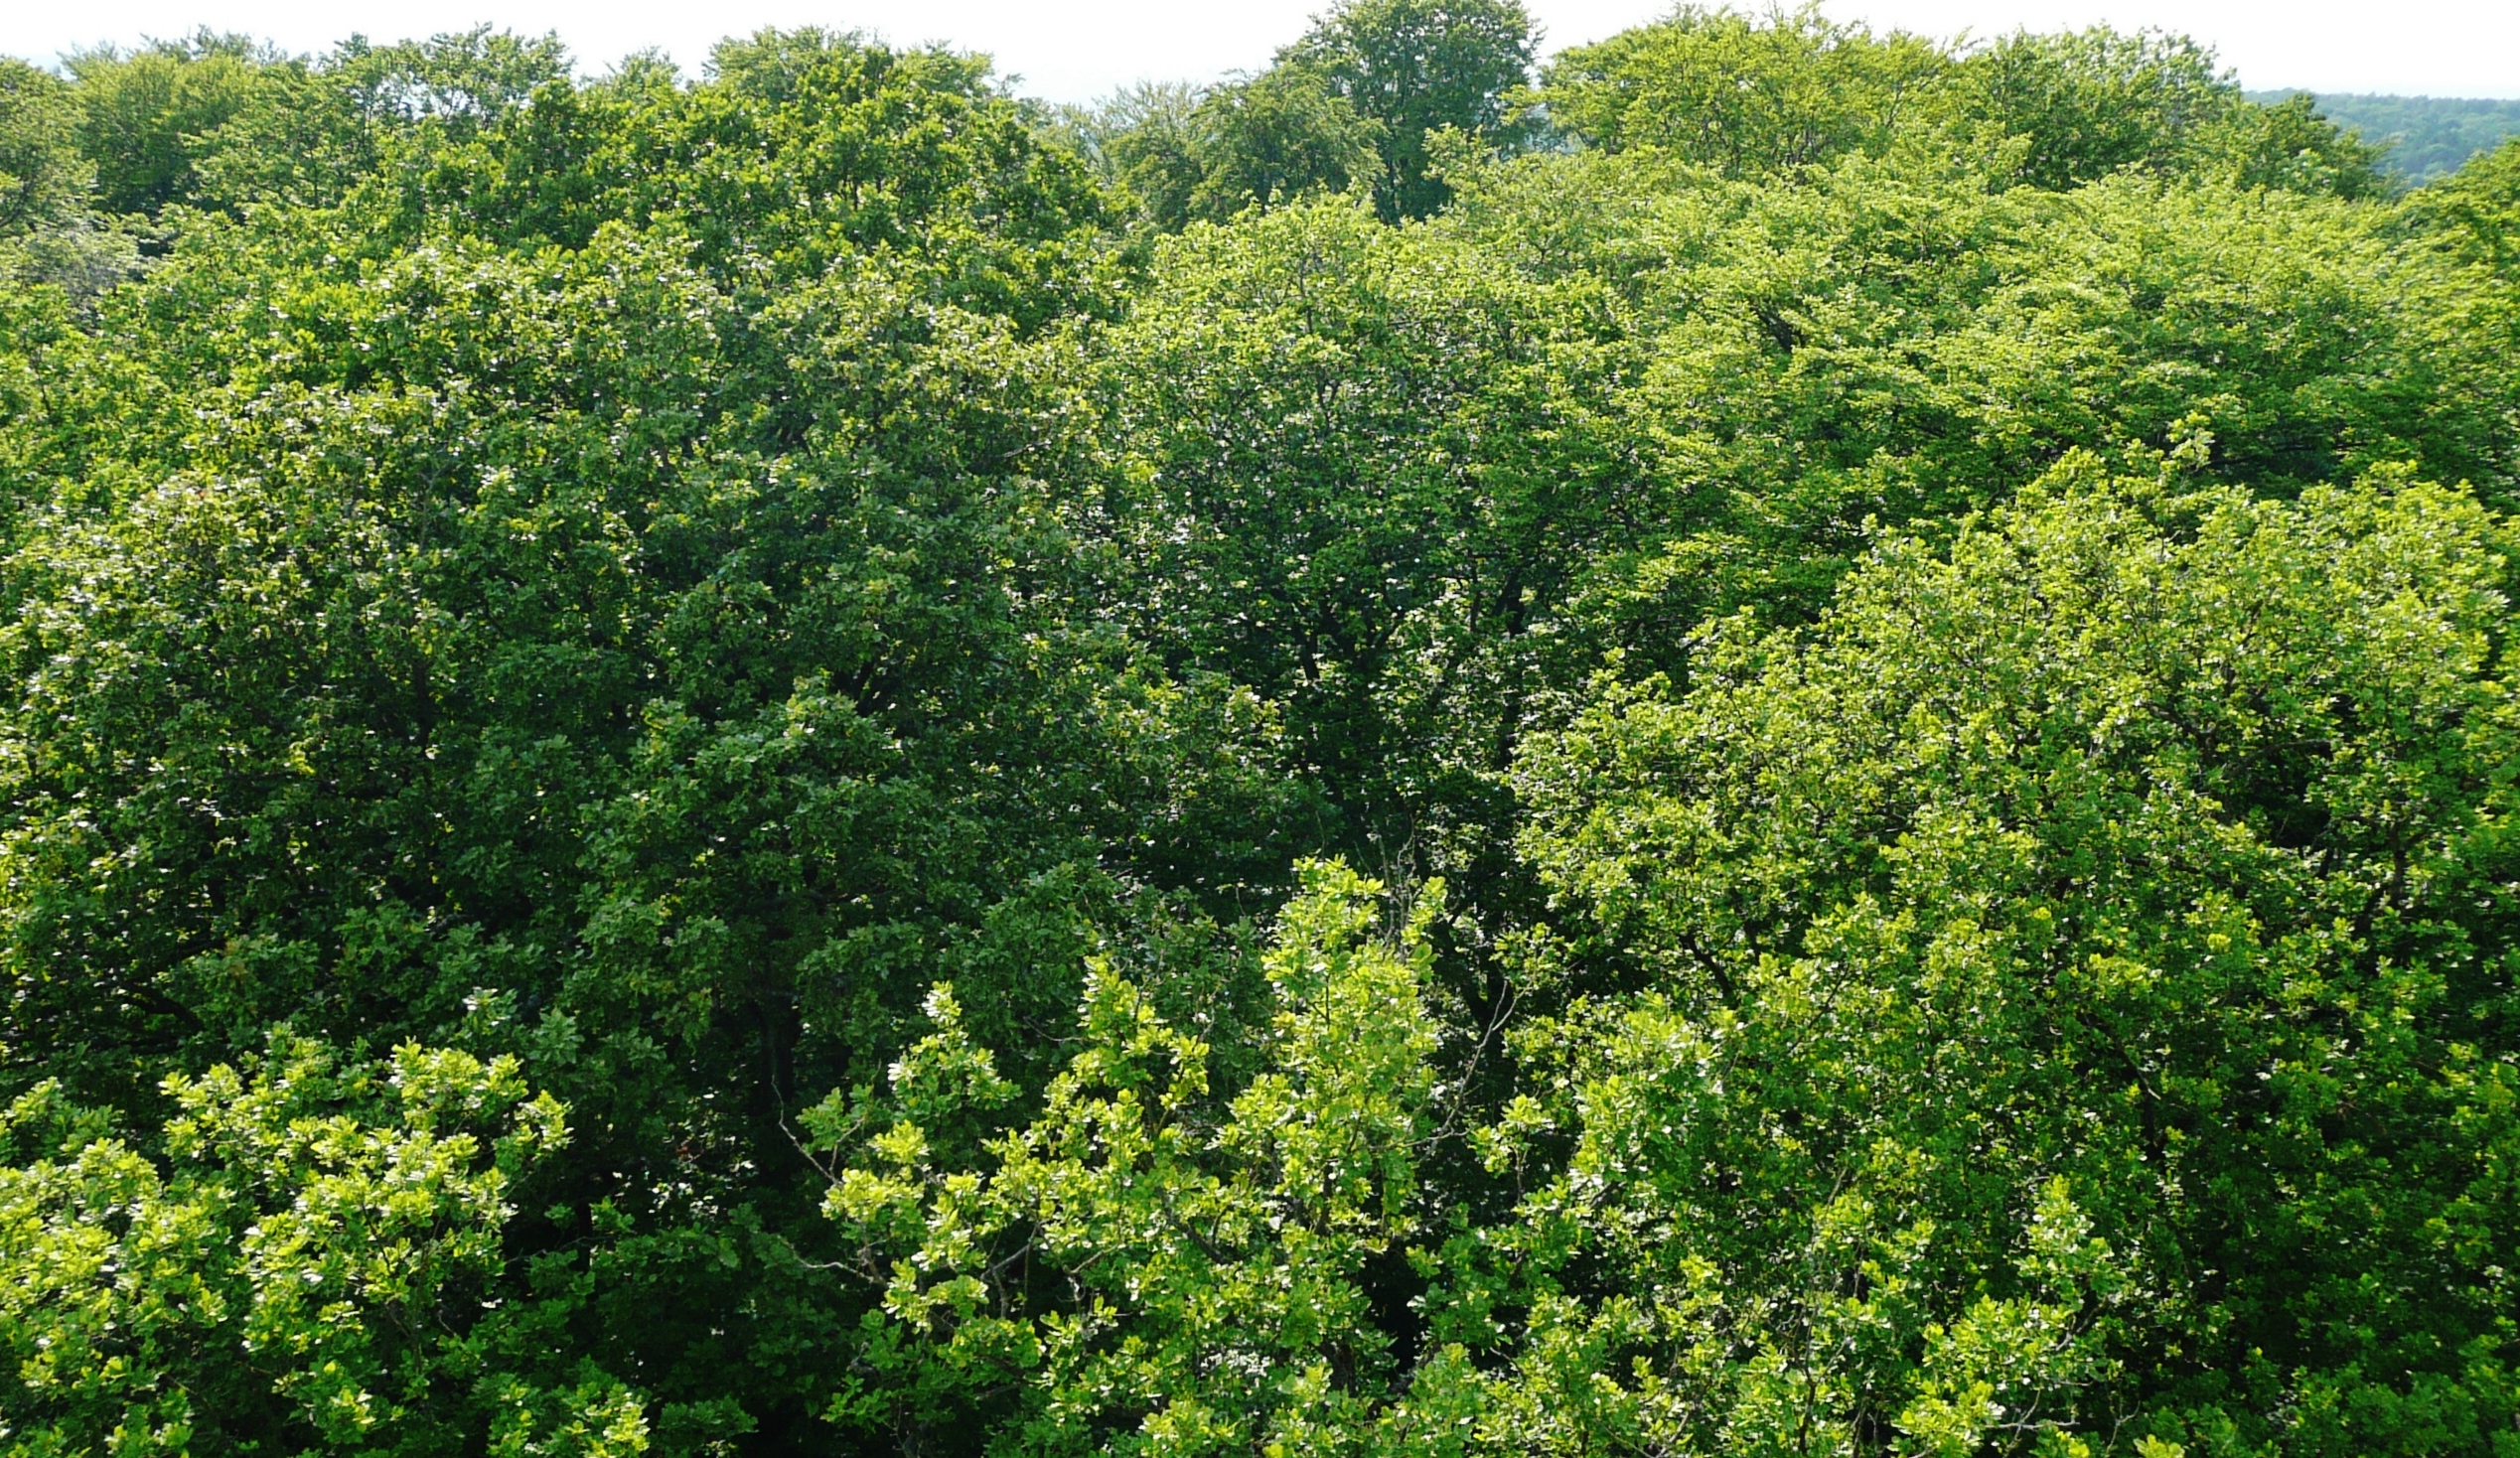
0, 1036, 647, 1455
1088, 196, 1633, 908
1053, 80, 1207, 227
63, 32, 288, 215
179, 28, 578, 214
0, 60, 87, 237
0, 31, 1254, 1448
1279, 0, 1538, 220
1058, 69, 1384, 230
816, 862, 1459, 1453
1950, 27, 2238, 190
2411, 135, 2520, 276
1536, 5, 1950, 174
0, 59, 141, 298
1509, 467, 2520, 1455
2219, 90, 2390, 199
1186, 67, 1387, 223
7, 12, 2520, 1454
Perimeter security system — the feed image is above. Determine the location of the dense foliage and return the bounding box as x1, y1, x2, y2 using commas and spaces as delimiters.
3, 7, 2517, 1455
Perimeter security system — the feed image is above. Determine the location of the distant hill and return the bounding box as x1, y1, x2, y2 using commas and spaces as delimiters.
2249, 90, 2520, 185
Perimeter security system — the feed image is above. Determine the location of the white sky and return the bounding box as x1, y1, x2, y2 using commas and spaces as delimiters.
4, 0, 2515, 101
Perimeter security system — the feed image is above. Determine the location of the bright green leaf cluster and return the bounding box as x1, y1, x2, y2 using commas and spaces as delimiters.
0, 1036, 638, 1455
818, 863, 1447, 1453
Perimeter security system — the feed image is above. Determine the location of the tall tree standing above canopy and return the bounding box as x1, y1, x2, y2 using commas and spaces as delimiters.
0, 57, 142, 295
1952, 27, 2245, 189
61, 32, 285, 216
1279, 0, 1537, 220
1535, 4, 1947, 173
0, 61, 86, 238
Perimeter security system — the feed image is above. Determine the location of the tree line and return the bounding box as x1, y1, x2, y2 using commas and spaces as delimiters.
2247, 91, 2520, 187
3, 5, 2519, 1455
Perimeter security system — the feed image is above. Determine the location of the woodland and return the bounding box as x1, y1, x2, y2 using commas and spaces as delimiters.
2, 4, 2519, 1455
2244, 92, 2520, 187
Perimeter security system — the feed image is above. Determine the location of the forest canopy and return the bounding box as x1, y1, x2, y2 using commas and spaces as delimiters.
3, 7, 2519, 1456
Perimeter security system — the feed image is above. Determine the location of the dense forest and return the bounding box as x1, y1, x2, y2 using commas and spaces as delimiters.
3, 5, 2519, 1455
2246, 91, 2520, 186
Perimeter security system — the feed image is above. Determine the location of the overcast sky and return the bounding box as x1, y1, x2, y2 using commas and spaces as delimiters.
5, 0, 2515, 101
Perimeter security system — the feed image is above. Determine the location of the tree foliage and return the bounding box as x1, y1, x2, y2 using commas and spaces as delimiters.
1511, 467, 2520, 1455
0, 1036, 640, 1455
1280, 0, 1539, 220
2, 10, 2518, 1456
1538, 5, 1948, 174
815, 863, 1447, 1451
0, 60, 85, 237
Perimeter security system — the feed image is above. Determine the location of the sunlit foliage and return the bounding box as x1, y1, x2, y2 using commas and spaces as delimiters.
3, 6, 2516, 1454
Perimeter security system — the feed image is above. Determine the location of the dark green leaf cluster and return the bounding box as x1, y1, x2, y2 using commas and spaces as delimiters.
3, 9, 2518, 1456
